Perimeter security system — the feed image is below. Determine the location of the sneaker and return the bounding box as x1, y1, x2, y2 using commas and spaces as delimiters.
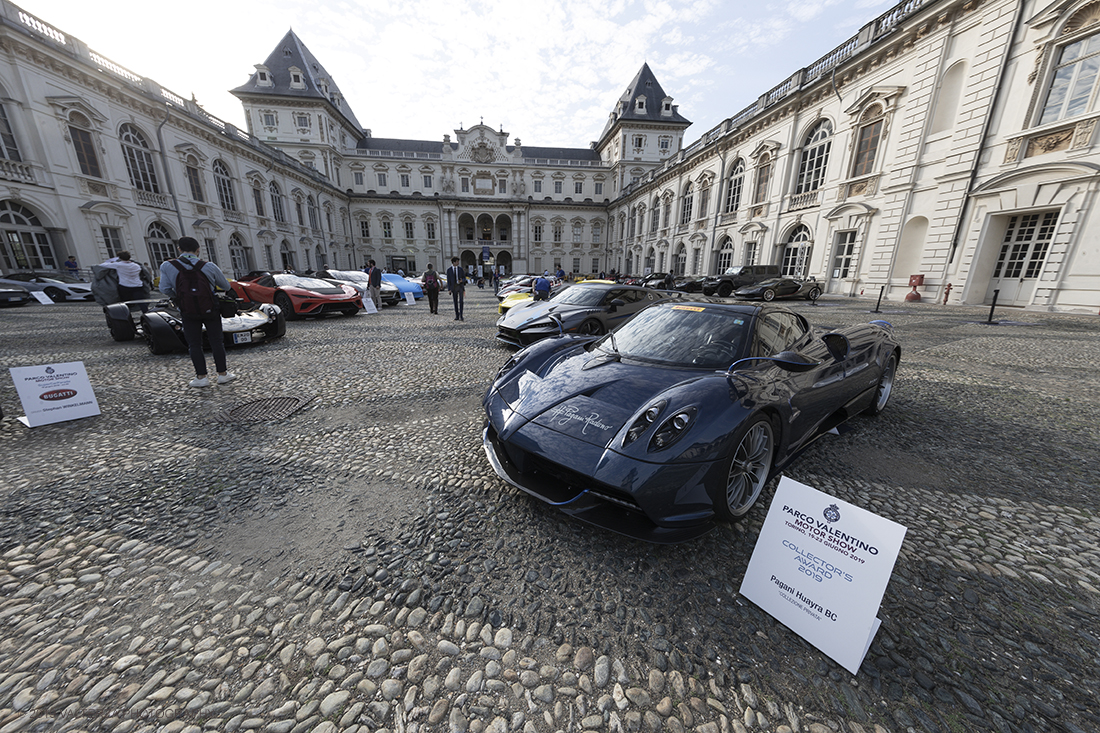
189, 377, 210, 388
216, 372, 238, 385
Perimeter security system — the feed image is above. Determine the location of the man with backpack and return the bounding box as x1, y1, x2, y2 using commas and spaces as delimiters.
159, 237, 237, 388
421, 263, 441, 314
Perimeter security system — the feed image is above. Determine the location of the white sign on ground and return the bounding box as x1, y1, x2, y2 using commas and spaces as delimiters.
31, 291, 54, 304
362, 297, 378, 314
404, 292, 415, 305
740, 476, 907, 674
9, 361, 101, 427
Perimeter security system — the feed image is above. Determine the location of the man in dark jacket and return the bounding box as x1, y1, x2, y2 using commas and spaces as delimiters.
366, 260, 382, 310
446, 257, 467, 320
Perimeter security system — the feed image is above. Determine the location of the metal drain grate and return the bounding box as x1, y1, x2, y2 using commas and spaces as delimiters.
217, 395, 313, 423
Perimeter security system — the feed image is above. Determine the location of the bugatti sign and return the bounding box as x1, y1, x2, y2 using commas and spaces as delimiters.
740, 477, 907, 675
9, 361, 100, 427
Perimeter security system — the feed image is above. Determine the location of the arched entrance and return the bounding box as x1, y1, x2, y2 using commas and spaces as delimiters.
0, 201, 57, 272
476, 214, 494, 242
460, 249, 477, 271
496, 250, 512, 275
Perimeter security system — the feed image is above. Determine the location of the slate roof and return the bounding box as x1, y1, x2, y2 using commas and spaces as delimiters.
520, 146, 601, 161
231, 30, 365, 134
356, 137, 452, 154
597, 63, 691, 144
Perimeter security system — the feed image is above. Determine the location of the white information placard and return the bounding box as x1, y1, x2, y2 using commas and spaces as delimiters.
31, 291, 54, 305
361, 297, 378, 315
404, 292, 415, 306
740, 477, 907, 674
9, 361, 101, 427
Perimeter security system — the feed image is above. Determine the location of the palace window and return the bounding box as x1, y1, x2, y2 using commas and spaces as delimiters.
382, 221, 393, 239
354, 171, 364, 186
404, 221, 415, 239
679, 183, 694, 225
594, 182, 603, 195
120, 123, 159, 193
573, 223, 583, 243
423, 175, 433, 189
213, 160, 237, 211
533, 224, 543, 242
185, 161, 204, 202
400, 174, 410, 188
753, 154, 771, 204
1040, 30, 1100, 124
554, 181, 563, 194
252, 186, 265, 217
427, 221, 436, 240
377, 172, 387, 187
795, 120, 832, 194
0, 104, 21, 162
553, 224, 563, 242
269, 181, 286, 223
832, 231, 856, 279
360, 220, 370, 239
533, 180, 541, 193
851, 113, 883, 177
574, 181, 583, 195
725, 160, 744, 214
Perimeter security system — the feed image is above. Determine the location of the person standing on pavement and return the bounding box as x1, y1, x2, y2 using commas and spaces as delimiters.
366, 260, 382, 311
446, 256, 466, 320
159, 237, 236, 389
99, 251, 150, 301
64, 256, 80, 279
422, 263, 441, 314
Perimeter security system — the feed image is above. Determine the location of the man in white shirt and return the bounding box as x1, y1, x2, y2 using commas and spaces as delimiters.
99, 251, 149, 301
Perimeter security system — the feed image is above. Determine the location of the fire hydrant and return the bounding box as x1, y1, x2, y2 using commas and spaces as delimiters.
943, 282, 953, 305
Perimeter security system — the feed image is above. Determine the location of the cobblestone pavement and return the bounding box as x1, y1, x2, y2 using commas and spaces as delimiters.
1, 289, 1098, 733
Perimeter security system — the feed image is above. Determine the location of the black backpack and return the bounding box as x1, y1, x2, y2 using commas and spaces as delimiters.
169, 259, 218, 315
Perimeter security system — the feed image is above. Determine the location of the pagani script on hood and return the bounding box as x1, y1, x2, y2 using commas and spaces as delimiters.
547, 405, 614, 435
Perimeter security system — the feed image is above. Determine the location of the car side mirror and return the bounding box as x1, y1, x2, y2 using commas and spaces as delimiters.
609, 298, 626, 312
822, 333, 850, 361
771, 351, 819, 372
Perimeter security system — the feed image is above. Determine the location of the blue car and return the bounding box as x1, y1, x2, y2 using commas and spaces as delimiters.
483, 300, 900, 543
382, 273, 423, 300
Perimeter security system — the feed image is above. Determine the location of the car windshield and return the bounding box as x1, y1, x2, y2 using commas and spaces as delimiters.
328, 270, 369, 282
723, 266, 747, 276
596, 304, 750, 368
37, 274, 82, 283
753, 278, 785, 287
550, 286, 608, 307
275, 274, 337, 289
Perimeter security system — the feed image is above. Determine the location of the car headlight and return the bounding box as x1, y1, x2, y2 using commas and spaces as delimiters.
623, 400, 667, 446
649, 407, 698, 452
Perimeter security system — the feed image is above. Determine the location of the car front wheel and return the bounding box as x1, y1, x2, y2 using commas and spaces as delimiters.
717, 283, 733, 297
762, 289, 776, 301
716, 415, 776, 520
577, 319, 604, 336
274, 292, 298, 320
44, 287, 66, 302
807, 287, 821, 301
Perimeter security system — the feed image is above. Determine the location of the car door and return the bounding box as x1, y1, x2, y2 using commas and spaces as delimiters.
601, 288, 652, 328
751, 311, 840, 448
774, 279, 801, 298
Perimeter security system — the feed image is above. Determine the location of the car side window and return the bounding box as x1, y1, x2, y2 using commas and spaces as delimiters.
603, 289, 627, 305
753, 315, 786, 356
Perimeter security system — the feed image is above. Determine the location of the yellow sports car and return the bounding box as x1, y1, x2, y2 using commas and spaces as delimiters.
498, 291, 533, 315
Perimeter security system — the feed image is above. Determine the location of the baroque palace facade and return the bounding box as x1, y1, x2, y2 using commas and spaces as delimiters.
1, 0, 1099, 312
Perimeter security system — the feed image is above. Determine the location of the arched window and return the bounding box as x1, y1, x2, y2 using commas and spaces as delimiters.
716, 236, 735, 273
675, 244, 687, 276
315, 244, 327, 269
120, 124, 159, 193
184, 155, 204, 202
279, 240, 296, 271
628, 206, 637, 238
781, 225, 813, 277
307, 196, 319, 230
145, 222, 175, 269
725, 160, 744, 214
0, 201, 55, 270
650, 201, 661, 233
1040, 26, 1100, 125
852, 107, 884, 177
679, 182, 694, 225
228, 232, 251, 277
68, 112, 101, 178
269, 181, 286, 223
795, 120, 832, 194
0, 98, 22, 162
213, 160, 237, 212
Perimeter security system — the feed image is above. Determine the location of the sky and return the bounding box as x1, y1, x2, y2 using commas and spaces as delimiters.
15, 0, 892, 149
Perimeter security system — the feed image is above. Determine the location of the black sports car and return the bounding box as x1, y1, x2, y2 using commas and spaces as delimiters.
483, 301, 899, 542
496, 283, 674, 348
735, 277, 821, 301
104, 298, 286, 354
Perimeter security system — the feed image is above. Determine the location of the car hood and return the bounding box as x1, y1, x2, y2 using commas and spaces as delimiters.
496, 348, 699, 447
500, 299, 601, 329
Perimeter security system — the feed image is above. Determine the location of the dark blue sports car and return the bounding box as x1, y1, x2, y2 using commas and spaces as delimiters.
483, 300, 900, 543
